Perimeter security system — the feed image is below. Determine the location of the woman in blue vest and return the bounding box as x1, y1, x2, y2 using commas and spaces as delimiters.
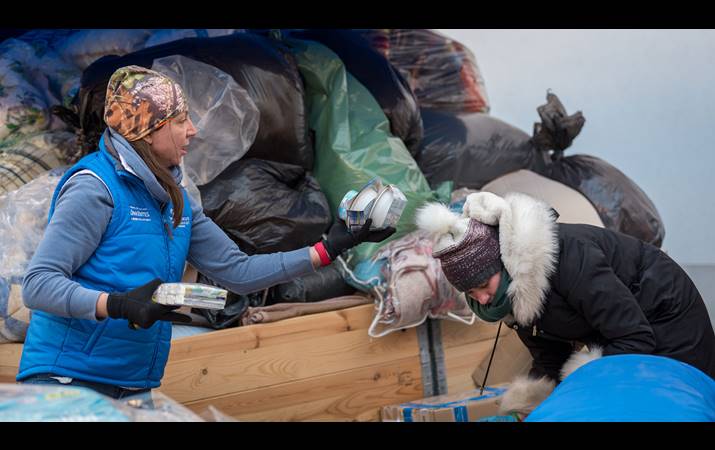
16, 66, 394, 399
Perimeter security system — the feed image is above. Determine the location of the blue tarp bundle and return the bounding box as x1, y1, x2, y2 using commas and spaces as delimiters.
526, 354, 715, 422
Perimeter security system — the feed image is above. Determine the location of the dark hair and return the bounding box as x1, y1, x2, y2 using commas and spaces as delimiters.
130, 139, 184, 229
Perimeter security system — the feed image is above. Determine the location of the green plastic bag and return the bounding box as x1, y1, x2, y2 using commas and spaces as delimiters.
288, 38, 439, 264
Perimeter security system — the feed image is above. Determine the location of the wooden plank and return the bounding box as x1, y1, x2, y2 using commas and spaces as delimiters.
0, 344, 22, 383
161, 326, 420, 404
168, 304, 375, 363
179, 356, 424, 422
439, 319, 500, 349
443, 340, 495, 394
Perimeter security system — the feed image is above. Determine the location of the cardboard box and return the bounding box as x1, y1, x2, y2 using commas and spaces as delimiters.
381, 385, 508, 422
471, 328, 532, 388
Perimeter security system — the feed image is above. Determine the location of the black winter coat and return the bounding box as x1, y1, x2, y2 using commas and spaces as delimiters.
462, 192, 715, 383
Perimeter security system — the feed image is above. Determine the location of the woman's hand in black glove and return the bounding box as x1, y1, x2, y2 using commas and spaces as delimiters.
107, 278, 192, 330
322, 219, 396, 260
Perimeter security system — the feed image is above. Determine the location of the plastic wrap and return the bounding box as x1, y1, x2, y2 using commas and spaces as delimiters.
367, 231, 475, 338
0, 167, 66, 342
284, 29, 423, 155
0, 131, 75, 195
359, 29, 489, 114
416, 108, 545, 190
152, 283, 227, 310
288, 38, 437, 265
0, 384, 206, 421
77, 33, 312, 169
198, 158, 331, 255
152, 55, 260, 186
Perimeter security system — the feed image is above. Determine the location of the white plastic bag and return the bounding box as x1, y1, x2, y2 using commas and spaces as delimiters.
152, 55, 260, 186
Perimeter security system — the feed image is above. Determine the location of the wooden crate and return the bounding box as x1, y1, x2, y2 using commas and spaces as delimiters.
438, 319, 502, 394
0, 305, 502, 421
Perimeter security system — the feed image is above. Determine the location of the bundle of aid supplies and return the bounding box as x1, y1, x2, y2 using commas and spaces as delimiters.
338, 178, 407, 232
152, 283, 227, 310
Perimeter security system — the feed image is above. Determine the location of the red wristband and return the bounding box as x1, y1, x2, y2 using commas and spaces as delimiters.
314, 241, 332, 267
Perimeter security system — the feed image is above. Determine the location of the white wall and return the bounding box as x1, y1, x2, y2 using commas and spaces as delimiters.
438, 29, 715, 266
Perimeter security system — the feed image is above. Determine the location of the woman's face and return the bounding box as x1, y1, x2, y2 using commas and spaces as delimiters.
144, 111, 197, 168
467, 271, 501, 306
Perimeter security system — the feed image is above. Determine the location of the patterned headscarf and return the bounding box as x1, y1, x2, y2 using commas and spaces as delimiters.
104, 65, 188, 142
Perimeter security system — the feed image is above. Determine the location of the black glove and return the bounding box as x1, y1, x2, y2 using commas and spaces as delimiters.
322, 219, 396, 260
107, 278, 192, 330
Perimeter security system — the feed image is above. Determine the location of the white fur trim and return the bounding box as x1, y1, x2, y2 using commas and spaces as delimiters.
463, 191, 509, 225
498, 375, 556, 416
415, 202, 470, 254
466, 192, 559, 325
560, 346, 603, 381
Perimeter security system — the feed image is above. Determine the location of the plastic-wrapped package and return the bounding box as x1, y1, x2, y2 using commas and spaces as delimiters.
152, 283, 227, 310
283, 29, 423, 155
0, 131, 75, 195
152, 55, 260, 186
367, 231, 475, 338
76, 33, 311, 169
358, 29, 490, 114
0, 55, 51, 142
0, 167, 66, 342
0, 384, 207, 421
416, 108, 547, 190
198, 158, 331, 255
54, 29, 153, 70
0, 37, 81, 138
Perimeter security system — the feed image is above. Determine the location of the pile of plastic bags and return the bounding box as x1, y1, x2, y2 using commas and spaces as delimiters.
0, 29, 666, 341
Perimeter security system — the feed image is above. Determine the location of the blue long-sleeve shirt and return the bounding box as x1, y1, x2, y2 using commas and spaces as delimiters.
22, 132, 316, 321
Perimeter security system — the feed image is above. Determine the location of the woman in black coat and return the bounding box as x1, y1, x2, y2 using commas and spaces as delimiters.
416, 191, 715, 416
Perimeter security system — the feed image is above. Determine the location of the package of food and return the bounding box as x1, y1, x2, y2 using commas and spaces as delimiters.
152, 283, 227, 310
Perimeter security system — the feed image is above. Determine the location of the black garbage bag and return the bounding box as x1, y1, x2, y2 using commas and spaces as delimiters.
198, 158, 332, 255
542, 154, 665, 247
415, 108, 548, 190
529, 92, 665, 247
191, 272, 265, 330
73, 33, 312, 169
279, 29, 423, 155
269, 264, 355, 305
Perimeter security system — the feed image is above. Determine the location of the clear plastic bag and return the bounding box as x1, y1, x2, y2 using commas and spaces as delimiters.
0, 384, 208, 422
367, 231, 475, 338
152, 283, 227, 310
152, 55, 260, 186
0, 167, 66, 342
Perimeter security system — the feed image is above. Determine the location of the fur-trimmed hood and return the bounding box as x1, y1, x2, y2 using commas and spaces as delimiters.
463, 192, 559, 325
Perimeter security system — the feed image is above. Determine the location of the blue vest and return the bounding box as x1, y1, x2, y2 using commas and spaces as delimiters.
17, 138, 192, 388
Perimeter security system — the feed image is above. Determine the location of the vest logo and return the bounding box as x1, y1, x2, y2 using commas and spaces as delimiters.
129, 205, 152, 222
